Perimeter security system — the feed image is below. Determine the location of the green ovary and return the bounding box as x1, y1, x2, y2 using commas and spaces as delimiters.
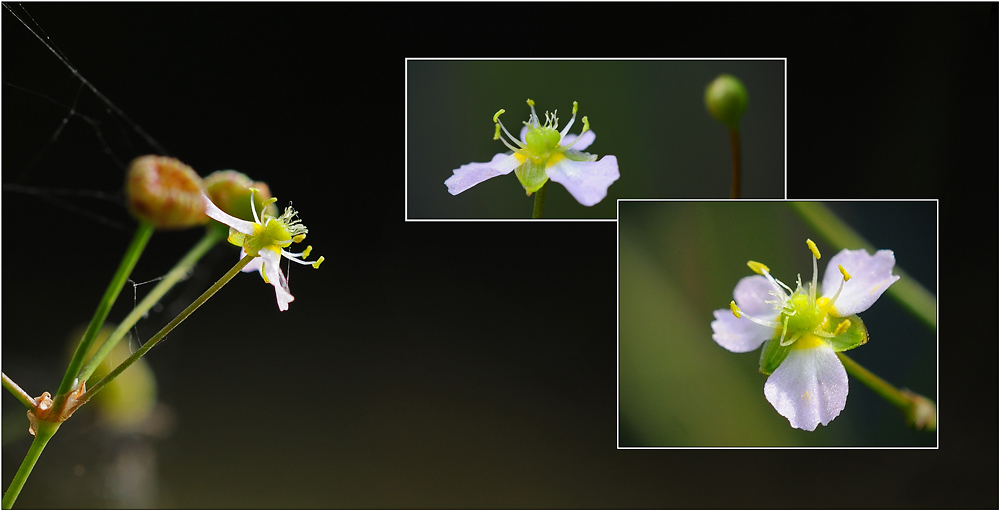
524, 126, 562, 162
783, 293, 825, 337
240, 221, 291, 256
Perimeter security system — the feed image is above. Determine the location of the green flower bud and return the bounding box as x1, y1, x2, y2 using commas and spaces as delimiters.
126, 155, 208, 229
704, 74, 749, 128
203, 170, 277, 222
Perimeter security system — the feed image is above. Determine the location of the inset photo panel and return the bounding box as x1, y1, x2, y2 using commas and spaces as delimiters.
617, 200, 937, 447
406, 59, 786, 220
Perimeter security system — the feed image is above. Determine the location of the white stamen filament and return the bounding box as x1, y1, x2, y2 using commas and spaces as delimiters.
495, 117, 525, 151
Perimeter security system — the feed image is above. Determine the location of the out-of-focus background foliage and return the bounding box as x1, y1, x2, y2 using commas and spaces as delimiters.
408, 60, 785, 219
618, 201, 936, 447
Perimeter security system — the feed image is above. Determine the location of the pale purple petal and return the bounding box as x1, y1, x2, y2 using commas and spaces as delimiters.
239, 248, 263, 275
733, 275, 782, 319
821, 248, 900, 316
763, 343, 848, 431
260, 248, 294, 311
560, 130, 596, 151
202, 193, 256, 235
445, 153, 521, 195
711, 309, 774, 353
519, 125, 528, 144
711, 275, 781, 352
544, 155, 619, 207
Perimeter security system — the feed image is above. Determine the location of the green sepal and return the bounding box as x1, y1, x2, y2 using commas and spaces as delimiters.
565, 150, 598, 162
759, 336, 792, 375
515, 158, 549, 194
827, 314, 868, 352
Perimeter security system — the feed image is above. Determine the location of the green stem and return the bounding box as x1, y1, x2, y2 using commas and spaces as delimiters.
57, 222, 155, 398
836, 352, 936, 431
2, 373, 35, 410
532, 182, 547, 219
789, 202, 936, 329
78, 228, 225, 383
80, 253, 254, 405
2, 419, 59, 509
729, 127, 741, 199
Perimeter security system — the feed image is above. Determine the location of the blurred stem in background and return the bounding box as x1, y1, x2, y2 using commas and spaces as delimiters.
532, 182, 547, 219
790, 202, 937, 329
838, 352, 936, 431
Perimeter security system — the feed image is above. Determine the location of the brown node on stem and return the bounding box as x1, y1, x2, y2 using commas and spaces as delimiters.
126, 155, 208, 229
26, 380, 89, 436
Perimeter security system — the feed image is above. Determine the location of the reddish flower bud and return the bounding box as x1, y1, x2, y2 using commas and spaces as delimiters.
126, 155, 207, 229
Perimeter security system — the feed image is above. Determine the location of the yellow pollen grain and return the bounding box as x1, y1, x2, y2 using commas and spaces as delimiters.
806, 239, 821, 259
839, 264, 852, 281
729, 301, 742, 318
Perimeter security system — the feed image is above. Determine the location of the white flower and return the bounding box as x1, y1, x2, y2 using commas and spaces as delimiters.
445, 99, 619, 207
203, 190, 323, 311
711, 240, 900, 431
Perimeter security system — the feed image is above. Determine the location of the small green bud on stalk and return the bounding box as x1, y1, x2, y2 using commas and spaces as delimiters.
705, 74, 749, 128
126, 155, 208, 228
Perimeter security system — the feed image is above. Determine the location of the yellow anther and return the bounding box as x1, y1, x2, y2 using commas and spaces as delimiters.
833, 318, 851, 336
493, 109, 505, 123
302, 245, 312, 258
747, 260, 770, 275
572, 101, 578, 115
806, 239, 821, 260
839, 264, 852, 281
248, 187, 260, 194
729, 301, 742, 318
526, 98, 535, 107
581, 116, 590, 133
262, 197, 278, 208
312, 256, 325, 269
493, 123, 501, 140
292, 234, 307, 244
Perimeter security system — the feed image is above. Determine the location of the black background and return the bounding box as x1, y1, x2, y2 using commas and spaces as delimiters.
2, 2, 996, 508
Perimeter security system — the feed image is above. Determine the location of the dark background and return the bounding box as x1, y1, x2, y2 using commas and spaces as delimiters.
2, 2, 996, 508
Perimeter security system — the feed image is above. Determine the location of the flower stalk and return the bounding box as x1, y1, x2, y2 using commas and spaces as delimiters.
77, 227, 226, 383
836, 352, 936, 431
728, 127, 741, 199
79, 252, 255, 406
532, 182, 547, 219
56, 222, 155, 401
2, 419, 59, 509
2, 373, 35, 410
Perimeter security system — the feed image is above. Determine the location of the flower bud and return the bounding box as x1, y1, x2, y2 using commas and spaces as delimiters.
126, 155, 208, 229
704, 74, 749, 128
203, 170, 277, 222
